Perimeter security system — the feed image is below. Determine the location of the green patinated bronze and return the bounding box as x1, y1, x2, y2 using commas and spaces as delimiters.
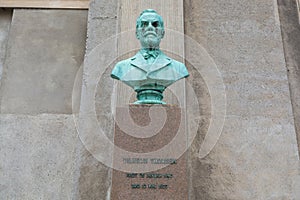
111, 9, 189, 104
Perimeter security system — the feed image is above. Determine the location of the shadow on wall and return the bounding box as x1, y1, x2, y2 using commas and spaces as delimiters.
277, 0, 300, 157
0, 8, 12, 90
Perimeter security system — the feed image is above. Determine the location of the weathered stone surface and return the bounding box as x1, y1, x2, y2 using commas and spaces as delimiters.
277, 0, 300, 157
224, 73, 293, 118
73, 1, 118, 199
0, 9, 87, 114
190, 116, 299, 199
86, 0, 118, 53
185, 0, 300, 199
74, 150, 112, 200
0, 9, 12, 89
0, 114, 78, 199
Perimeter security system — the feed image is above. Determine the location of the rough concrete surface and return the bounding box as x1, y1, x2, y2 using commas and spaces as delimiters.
0, 9, 12, 89
86, 0, 118, 53
0, 9, 88, 114
0, 114, 78, 199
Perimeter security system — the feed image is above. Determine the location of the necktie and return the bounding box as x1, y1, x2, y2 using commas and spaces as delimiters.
142, 50, 159, 64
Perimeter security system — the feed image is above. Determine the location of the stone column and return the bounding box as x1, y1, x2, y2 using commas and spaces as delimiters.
79, 1, 186, 198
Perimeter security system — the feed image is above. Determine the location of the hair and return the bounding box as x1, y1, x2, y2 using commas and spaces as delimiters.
136, 9, 164, 29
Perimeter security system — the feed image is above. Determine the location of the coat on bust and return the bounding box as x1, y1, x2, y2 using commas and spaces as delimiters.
111, 50, 189, 91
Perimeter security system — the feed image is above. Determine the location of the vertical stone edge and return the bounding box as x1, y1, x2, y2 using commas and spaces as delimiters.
74, 0, 118, 199
277, 0, 300, 158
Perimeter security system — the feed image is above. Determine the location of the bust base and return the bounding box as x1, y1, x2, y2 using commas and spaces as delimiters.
135, 89, 165, 104
134, 99, 166, 104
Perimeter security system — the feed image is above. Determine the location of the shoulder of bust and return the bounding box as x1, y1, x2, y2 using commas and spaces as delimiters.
170, 59, 189, 78
116, 57, 132, 65
111, 56, 136, 80
169, 59, 184, 67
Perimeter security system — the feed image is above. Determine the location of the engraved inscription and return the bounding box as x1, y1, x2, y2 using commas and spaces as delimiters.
124, 158, 177, 191
126, 173, 173, 179
123, 158, 177, 164
123, 158, 148, 164
131, 184, 168, 189
127, 173, 172, 190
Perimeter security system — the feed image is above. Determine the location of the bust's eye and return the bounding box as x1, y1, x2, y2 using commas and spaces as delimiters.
141, 21, 148, 27
152, 21, 159, 27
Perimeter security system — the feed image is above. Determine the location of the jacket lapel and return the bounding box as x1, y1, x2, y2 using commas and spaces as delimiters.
130, 51, 172, 74
130, 52, 149, 73
149, 53, 172, 73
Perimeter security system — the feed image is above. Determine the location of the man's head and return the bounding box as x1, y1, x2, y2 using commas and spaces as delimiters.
136, 9, 165, 49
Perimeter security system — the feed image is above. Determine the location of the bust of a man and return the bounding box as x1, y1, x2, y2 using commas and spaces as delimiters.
111, 9, 189, 104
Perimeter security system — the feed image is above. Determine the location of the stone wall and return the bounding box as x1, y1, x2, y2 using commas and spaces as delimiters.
0, 9, 88, 199
184, 0, 300, 199
0, 9, 87, 114
0, 0, 300, 199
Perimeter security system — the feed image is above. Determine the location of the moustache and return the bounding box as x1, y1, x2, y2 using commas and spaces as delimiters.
143, 31, 157, 37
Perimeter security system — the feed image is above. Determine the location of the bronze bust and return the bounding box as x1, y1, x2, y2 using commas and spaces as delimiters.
111, 9, 189, 104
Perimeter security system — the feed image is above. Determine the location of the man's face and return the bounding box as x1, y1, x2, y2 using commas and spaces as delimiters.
136, 13, 165, 49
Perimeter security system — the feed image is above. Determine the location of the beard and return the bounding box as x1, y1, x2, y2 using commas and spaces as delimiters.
140, 35, 161, 49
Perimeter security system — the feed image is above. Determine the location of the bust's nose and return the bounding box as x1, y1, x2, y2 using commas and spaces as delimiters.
145, 23, 155, 31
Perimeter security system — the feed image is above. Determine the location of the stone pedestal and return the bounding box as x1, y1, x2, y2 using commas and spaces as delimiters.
111, 105, 188, 200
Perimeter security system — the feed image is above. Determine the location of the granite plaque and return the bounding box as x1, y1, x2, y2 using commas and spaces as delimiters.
111, 105, 188, 200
